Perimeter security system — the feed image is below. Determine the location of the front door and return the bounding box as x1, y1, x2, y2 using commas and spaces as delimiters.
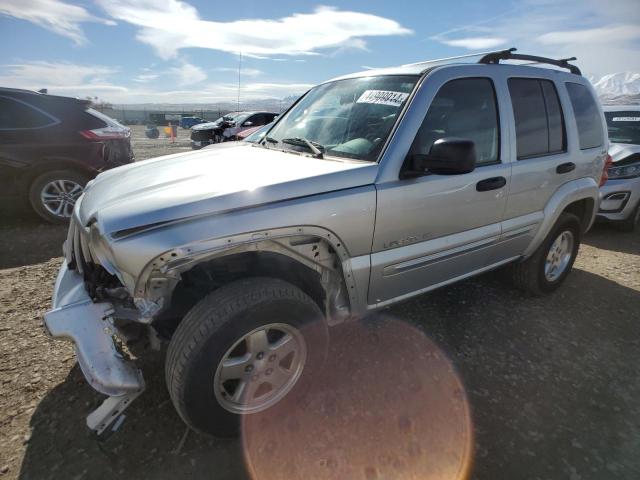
369, 75, 511, 305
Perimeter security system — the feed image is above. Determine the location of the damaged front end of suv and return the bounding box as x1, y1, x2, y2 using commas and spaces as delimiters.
43, 141, 375, 436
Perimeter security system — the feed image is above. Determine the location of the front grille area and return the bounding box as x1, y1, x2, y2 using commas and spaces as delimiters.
66, 217, 124, 301
190, 128, 214, 142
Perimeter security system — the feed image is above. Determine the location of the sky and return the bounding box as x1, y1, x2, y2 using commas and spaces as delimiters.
0, 0, 639, 104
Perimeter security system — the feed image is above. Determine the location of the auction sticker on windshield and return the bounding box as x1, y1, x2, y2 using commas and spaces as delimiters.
612, 117, 640, 122
357, 90, 409, 107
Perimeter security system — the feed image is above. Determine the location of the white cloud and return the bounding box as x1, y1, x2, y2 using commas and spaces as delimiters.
0, 61, 118, 88
0, 60, 310, 103
133, 73, 159, 82
215, 67, 263, 77
538, 25, 640, 45
168, 62, 206, 86
95, 1, 412, 59
438, 37, 508, 50
430, 0, 640, 76
0, 0, 114, 45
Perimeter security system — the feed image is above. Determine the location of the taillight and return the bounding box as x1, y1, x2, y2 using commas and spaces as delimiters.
599, 154, 613, 186
80, 126, 130, 141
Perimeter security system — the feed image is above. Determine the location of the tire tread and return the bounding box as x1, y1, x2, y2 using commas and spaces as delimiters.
165, 277, 319, 432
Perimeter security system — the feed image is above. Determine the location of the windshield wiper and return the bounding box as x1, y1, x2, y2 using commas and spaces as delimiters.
281, 137, 324, 158
264, 136, 279, 144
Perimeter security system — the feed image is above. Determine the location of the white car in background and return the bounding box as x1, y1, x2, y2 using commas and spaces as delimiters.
599, 105, 640, 231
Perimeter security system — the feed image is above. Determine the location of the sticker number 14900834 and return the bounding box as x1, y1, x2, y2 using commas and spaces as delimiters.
356, 90, 410, 107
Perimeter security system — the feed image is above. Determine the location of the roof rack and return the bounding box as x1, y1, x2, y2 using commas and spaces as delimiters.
478, 47, 582, 75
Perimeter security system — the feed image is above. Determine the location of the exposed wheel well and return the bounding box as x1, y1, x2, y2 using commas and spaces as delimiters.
562, 198, 595, 233
24, 161, 94, 193
153, 251, 327, 338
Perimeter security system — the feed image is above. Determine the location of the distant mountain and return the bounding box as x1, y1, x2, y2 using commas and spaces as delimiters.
591, 72, 640, 105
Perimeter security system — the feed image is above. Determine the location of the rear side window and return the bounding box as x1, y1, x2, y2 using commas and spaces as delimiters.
409, 78, 500, 165
508, 78, 566, 159
0, 96, 56, 129
566, 83, 604, 149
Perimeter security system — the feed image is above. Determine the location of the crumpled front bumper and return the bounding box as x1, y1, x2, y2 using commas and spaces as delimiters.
44, 262, 145, 435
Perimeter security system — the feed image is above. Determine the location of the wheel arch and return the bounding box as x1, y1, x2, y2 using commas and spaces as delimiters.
135, 227, 358, 336
24, 159, 95, 193
523, 177, 599, 258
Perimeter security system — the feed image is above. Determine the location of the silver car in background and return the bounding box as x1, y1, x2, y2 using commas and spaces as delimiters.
598, 105, 640, 231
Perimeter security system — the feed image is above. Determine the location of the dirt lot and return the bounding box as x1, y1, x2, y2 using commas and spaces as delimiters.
1, 127, 639, 479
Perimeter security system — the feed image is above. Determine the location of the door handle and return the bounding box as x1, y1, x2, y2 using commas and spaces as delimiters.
556, 162, 576, 174
476, 176, 507, 192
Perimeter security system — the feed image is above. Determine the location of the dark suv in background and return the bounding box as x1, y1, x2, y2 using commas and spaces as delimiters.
0, 88, 133, 222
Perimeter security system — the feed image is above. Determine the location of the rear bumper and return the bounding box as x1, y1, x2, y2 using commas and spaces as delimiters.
44, 262, 144, 434
597, 176, 640, 222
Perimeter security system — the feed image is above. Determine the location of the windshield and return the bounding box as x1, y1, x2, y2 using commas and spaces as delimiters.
265, 75, 418, 161
605, 111, 640, 145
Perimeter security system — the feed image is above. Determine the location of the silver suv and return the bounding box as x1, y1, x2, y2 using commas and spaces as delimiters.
44, 49, 608, 437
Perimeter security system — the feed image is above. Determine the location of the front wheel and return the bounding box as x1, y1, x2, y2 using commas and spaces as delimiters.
165, 277, 327, 437
508, 212, 582, 295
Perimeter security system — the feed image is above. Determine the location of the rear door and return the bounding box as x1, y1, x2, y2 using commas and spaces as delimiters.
499, 75, 605, 257
0, 95, 59, 198
370, 70, 512, 305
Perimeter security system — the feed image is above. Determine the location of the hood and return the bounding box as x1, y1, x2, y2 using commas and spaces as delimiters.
192, 120, 223, 130
609, 142, 640, 162
79, 143, 377, 235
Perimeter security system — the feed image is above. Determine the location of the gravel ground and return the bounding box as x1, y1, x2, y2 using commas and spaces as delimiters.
1, 126, 639, 479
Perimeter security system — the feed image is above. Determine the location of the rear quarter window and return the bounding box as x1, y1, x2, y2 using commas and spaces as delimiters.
565, 83, 604, 150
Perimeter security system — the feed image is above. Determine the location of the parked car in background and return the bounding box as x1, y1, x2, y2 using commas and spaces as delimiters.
44, 49, 608, 437
598, 105, 640, 231
190, 111, 277, 149
0, 87, 133, 223
241, 122, 273, 143
179, 116, 205, 129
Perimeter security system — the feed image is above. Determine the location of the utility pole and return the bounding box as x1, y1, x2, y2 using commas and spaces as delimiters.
237, 52, 242, 112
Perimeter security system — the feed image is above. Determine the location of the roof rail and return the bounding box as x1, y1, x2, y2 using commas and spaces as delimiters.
400, 48, 515, 68
478, 47, 582, 75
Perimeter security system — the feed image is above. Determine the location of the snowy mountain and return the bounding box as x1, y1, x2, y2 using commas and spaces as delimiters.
590, 72, 640, 104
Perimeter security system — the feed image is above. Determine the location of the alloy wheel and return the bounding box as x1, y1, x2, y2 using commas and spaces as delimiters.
40, 179, 83, 219
214, 323, 307, 414
544, 230, 574, 282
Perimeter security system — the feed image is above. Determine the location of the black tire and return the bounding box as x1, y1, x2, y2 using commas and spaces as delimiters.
165, 277, 327, 437
28, 169, 89, 224
508, 212, 582, 296
146, 128, 159, 139
614, 202, 640, 233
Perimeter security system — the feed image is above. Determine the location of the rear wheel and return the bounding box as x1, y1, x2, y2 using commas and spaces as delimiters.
28, 170, 89, 223
508, 213, 581, 295
165, 277, 327, 437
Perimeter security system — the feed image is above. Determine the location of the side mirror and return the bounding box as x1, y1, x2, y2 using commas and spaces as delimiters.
405, 138, 476, 177
243, 121, 253, 127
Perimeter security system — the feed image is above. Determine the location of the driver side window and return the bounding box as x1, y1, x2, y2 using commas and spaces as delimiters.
409, 78, 500, 166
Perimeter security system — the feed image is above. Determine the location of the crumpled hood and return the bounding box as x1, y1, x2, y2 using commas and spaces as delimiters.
79, 143, 377, 235
191, 121, 221, 130
609, 142, 640, 162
